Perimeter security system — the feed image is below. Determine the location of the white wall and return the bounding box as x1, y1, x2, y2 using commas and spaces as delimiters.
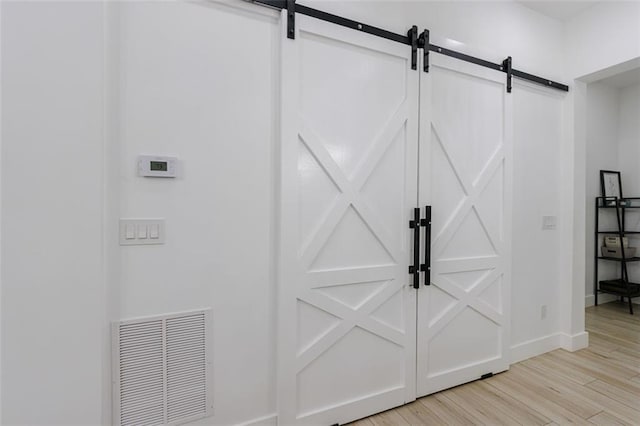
0, 2, 3, 421
565, 1, 640, 80
511, 81, 565, 357
1, 2, 105, 424
113, 2, 279, 424
584, 82, 620, 305
1, 0, 581, 424
618, 84, 640, 196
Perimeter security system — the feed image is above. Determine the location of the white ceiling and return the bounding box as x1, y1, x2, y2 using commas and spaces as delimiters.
598, 67, 640, 89
518, 1, 599, 21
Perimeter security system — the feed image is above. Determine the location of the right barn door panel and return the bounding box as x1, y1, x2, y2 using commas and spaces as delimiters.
417, 54, 513, 397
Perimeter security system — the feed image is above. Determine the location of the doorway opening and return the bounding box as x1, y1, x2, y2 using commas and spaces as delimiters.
584, 64, 640, 313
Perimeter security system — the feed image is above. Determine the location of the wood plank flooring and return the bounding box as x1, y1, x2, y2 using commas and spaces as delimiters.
349, 302, 640, 425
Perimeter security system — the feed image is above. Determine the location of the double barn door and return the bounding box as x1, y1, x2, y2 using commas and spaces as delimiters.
278, 14, 512, 425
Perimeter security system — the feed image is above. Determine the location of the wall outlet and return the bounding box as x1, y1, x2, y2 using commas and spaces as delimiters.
541, 305, 547, 320
542, 216, 557, 230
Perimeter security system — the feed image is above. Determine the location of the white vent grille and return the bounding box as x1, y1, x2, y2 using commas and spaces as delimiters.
166, 314, 207, 423
118, 320, 165, 426
113, 310, 212, 426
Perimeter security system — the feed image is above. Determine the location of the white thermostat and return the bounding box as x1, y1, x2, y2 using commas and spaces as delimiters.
137, 155, 177, 178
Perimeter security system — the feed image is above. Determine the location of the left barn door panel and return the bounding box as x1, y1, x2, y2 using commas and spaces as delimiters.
278, 13, 419, 425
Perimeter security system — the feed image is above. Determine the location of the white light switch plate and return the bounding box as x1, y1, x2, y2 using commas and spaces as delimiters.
542, 216, 557, 230
120, 219, 165, 245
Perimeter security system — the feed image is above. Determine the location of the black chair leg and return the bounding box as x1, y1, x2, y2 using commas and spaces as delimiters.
629, 296, 634, 315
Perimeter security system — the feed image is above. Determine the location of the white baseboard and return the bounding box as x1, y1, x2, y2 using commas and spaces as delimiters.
585, 293, 618, 307
510, 333, 562, 364
235, 413, 278, 426
586, 293, 640, 307
510, 330, 590, 363
188, 413, 277, 426
559, 331, 589, 351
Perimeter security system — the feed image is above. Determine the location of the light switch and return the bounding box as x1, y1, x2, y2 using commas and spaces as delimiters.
120, 219, 165, 245
137, 225, 148, 239
149, 224, 160, 239
125, 224, 135, 240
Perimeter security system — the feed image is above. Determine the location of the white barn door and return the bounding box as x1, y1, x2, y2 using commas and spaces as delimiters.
416, 53, 513, 397
278, 14, 419, 426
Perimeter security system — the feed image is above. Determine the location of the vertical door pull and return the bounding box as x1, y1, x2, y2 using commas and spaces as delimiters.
420, 206, 432, 286
409, 207, 421, 289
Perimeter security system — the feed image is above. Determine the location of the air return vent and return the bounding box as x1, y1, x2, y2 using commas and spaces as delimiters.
113, 309, 212, 426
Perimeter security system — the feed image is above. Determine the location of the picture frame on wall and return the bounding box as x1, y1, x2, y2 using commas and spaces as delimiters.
600, 170, 623, 205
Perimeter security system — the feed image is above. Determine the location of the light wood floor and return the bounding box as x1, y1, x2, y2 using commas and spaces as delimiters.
349, 301, 640, 426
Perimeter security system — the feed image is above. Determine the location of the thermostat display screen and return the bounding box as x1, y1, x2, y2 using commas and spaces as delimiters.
137, 155, 177, 178
150, 161, 168, 171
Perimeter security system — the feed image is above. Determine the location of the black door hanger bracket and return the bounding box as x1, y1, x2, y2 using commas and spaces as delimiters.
502, 56, 512, 93
408, 26, 418, 71
287, 0, 295, 39
418, 29, 430, 72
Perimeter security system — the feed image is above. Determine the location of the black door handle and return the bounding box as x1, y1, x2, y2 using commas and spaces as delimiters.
420, 206, 432, 286
409, 207, 420, 289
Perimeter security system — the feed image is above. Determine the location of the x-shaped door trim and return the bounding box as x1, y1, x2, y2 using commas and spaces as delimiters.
293, 98, 412, 374
298, 100, 409, 269
427, 119, 506, 337
431, 123, 505, 259
427, 266, 504, 340
295, 279, 405, 373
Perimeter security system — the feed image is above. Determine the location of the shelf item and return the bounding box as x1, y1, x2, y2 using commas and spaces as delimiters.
594, 196, 640, 314
600, 170, 623, 200
597, 231, 640, 235
597, 196, 640, 209
601, 246, 637, 259
598, 205, 640, 209
598, 279, 640, 298
604, 236, 629, 248
597, 256, 640, 262
620, 197, 640, 208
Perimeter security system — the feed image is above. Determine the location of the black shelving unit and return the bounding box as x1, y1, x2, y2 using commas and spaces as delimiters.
594, 196, 640, 314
